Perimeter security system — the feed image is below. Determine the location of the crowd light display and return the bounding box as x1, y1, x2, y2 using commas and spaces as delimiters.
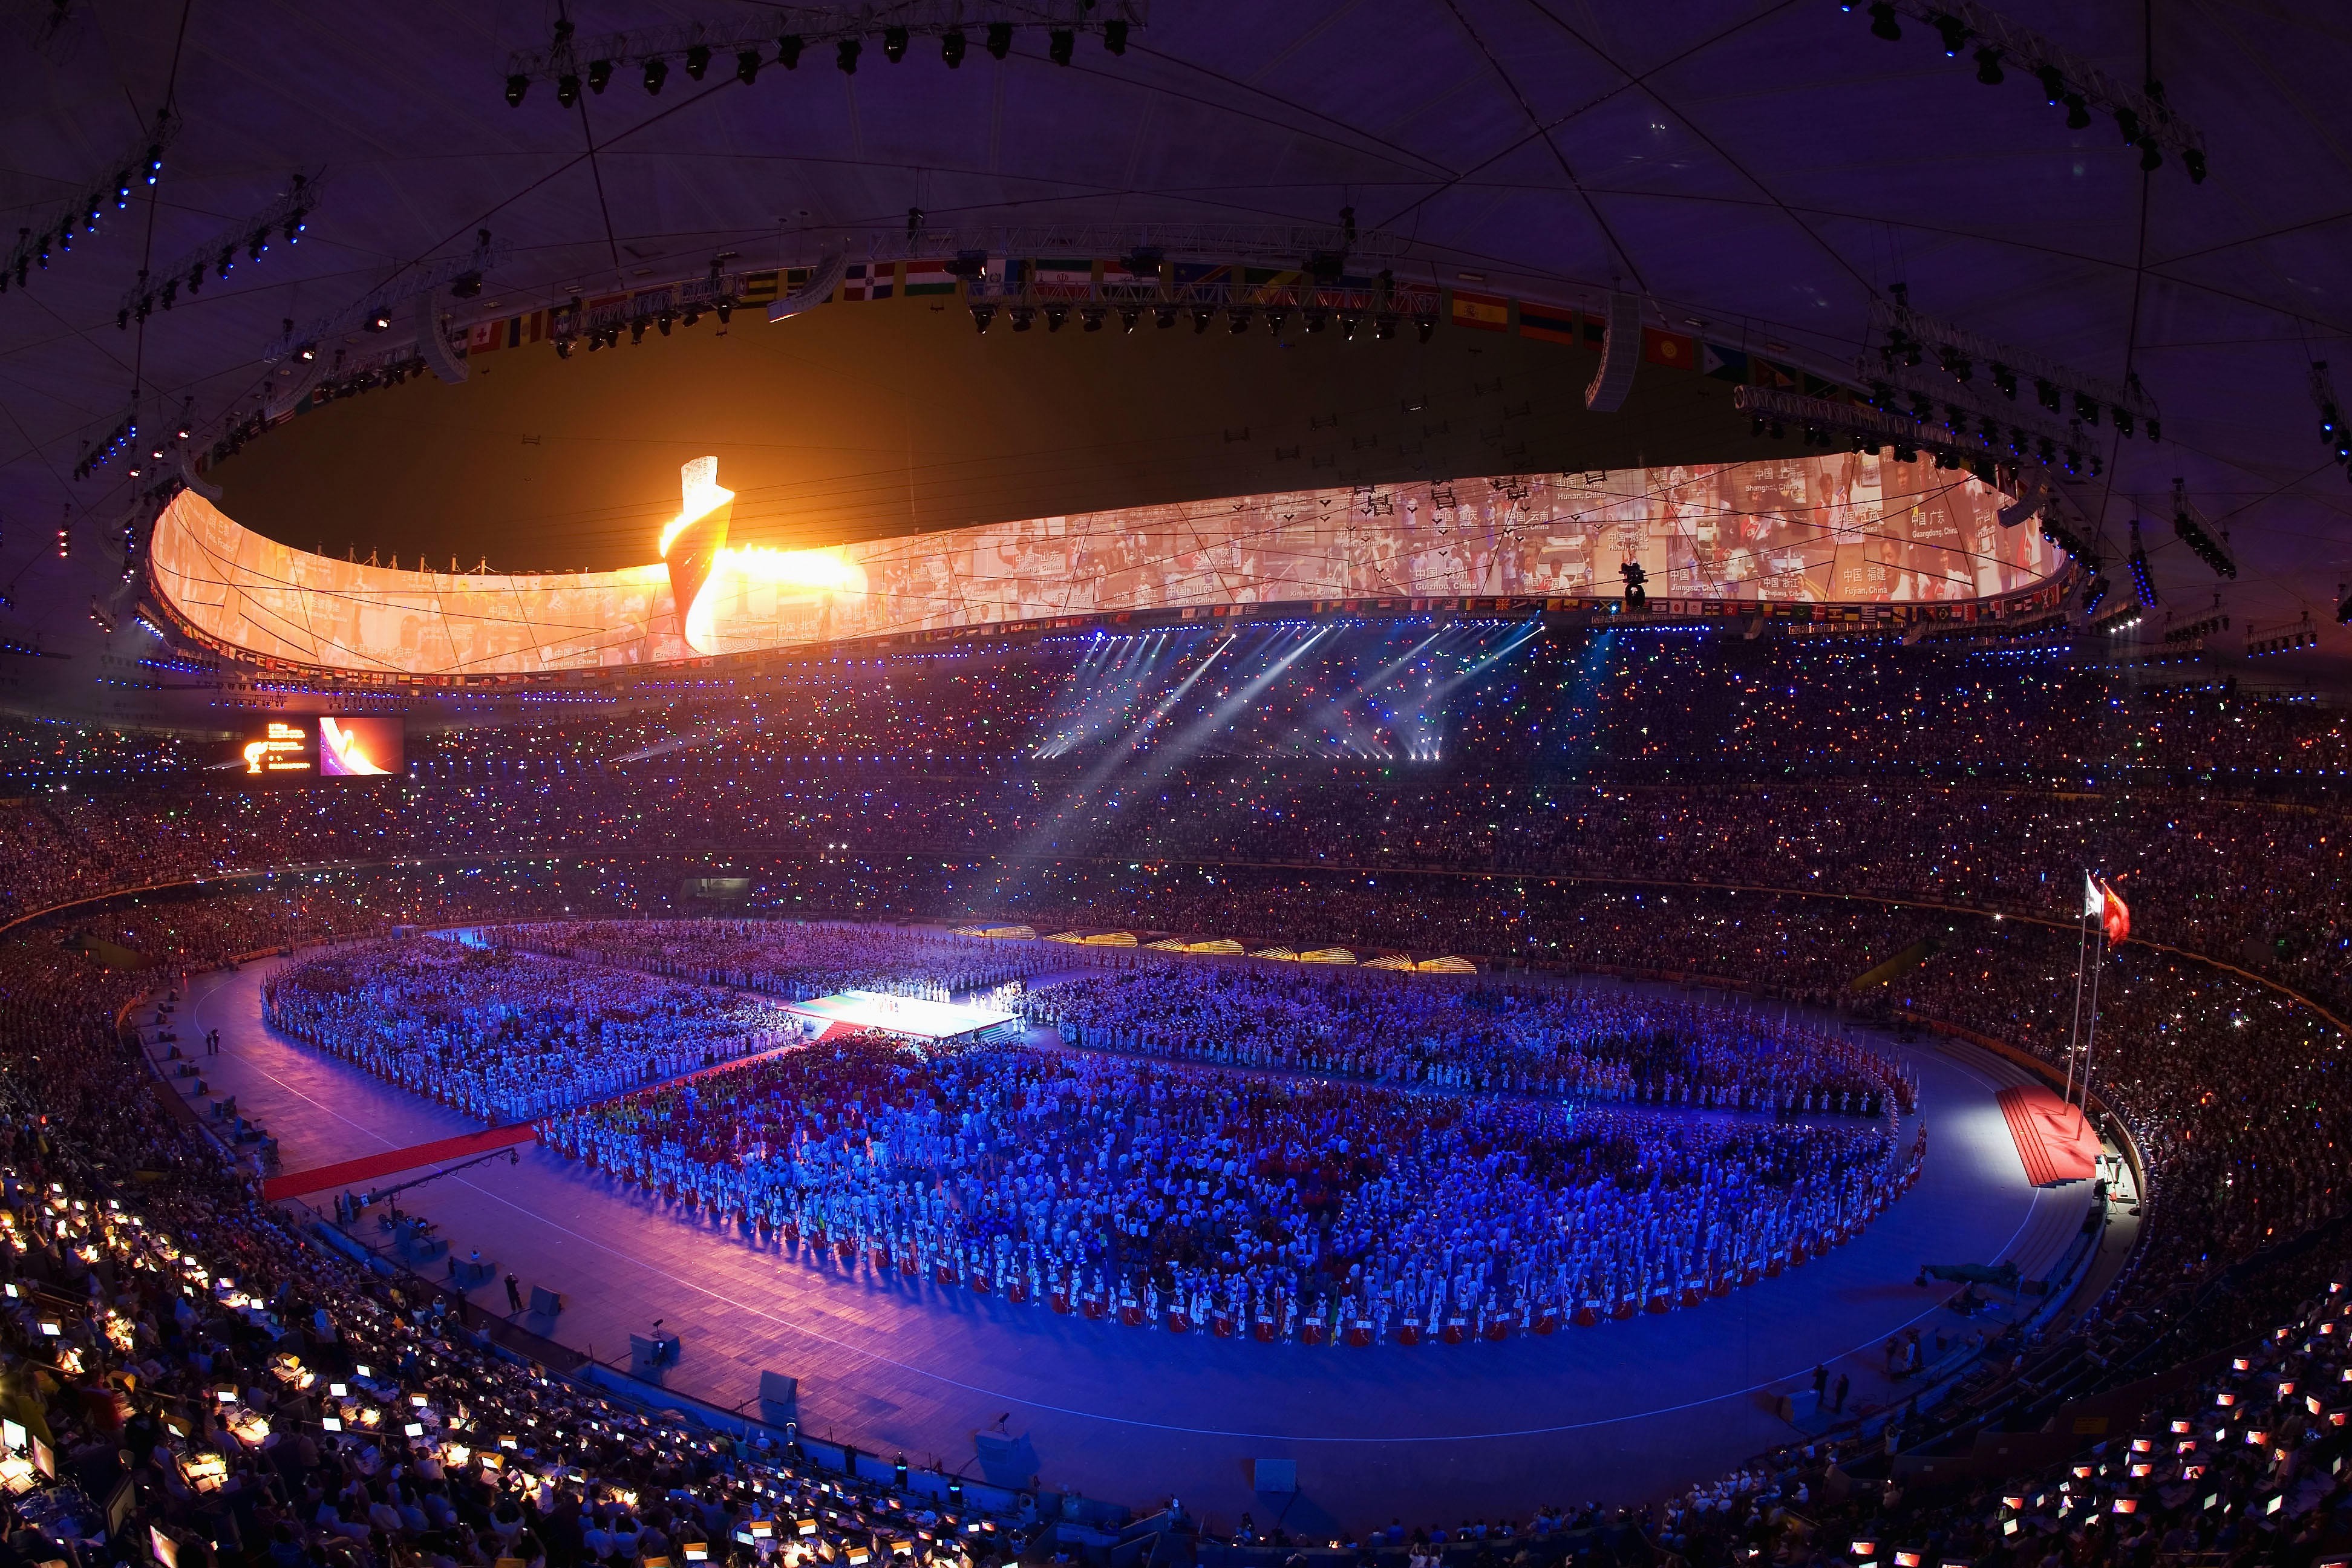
148, 453, 2059, 678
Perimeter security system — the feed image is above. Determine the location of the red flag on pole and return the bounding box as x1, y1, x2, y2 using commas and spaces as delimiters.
2096, 875, 2129, 946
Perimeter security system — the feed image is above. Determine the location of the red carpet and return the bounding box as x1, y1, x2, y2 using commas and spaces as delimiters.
1996, 1085, 2100, 1186
264, 1124, 538, 1200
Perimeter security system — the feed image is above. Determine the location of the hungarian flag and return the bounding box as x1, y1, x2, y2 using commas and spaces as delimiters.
2084, 873, 2130, 946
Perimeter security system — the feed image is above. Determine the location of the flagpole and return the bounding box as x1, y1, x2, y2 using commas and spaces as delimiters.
2064, 877, 2092, 1107
2079, 924, 2108, 1124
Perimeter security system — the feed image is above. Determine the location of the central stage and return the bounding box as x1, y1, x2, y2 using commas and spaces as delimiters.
784, 990, 1021, 1045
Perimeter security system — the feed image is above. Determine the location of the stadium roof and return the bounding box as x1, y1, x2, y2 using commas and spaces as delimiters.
2, 1, 2348, 716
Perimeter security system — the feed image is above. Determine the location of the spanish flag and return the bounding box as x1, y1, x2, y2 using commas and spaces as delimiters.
1450, 290, 1509, 332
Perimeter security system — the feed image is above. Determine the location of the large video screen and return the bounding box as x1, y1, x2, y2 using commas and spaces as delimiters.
232, 719, 316, 779
318, 716, 404, 776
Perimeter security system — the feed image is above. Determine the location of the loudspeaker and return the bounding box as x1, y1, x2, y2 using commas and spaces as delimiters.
416, 293, 470, 386
1583, 292, 1641, 413
759, 1371, 799, 1408
528, 1284, 563, 1317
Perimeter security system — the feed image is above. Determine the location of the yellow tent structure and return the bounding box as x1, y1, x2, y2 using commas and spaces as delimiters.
1083, 931, 1137, 947
978, 924, 1037, 939
1362, 953, 1416, 972
1417, 955, 1477, 974
1183, 938, 1244, 955
1299, 947, 1356, 965
1249, 946, 1299, 961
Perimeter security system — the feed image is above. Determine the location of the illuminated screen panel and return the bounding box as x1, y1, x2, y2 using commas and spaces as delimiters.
150, 455, 2058, 677
318, 716, 404, 776
227, 719, 316, 780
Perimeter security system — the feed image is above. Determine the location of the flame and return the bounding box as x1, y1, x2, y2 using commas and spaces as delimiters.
658, 456, 733, 558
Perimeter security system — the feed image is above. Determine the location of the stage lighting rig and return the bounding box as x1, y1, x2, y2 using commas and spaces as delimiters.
2313, 363, 2350, 467
2127, 521, 2159, 609
2337, 584, 2351, 627
264, 230, 506, 363
501, 6, 1145, 103
0, 109, 180, 296
1847, 2, 2206, 180
2170, 479, 2236, 580
1619, 560, 1647, 610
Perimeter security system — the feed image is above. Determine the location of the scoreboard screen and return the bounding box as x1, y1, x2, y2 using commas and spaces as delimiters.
228, 716, 403, 780
319, 716, 403, 776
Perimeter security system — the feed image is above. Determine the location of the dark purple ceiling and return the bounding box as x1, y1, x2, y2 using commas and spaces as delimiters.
3, 0, 2348, 717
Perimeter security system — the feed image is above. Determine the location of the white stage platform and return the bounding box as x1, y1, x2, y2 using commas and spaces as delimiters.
782, 990, 1021, 1044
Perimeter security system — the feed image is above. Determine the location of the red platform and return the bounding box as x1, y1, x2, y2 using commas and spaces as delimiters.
263, 1123, 538, 1200
1996, 1085, 2100, 1186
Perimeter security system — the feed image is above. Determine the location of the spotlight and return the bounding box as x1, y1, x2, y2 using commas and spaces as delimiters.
777, 35, 803, 68
1080, 306, 1104, 332
736, 50, 760, 84
1010, 306, 1034, 332
685, 44, 711, 80
2116, 106, 2140, 145
2034, 378, 2060, 413
1045, 304, 1070, 331
1190, 307, 1212, 333
1339, 313, 1361, 340
115, 171, 131, 206
1373, 313, 1397, 340
2063, 94, 2090, 129
505, 74, 528, 108
1226, 308, 1252, 335
1105, 19, 1128, 54
1973, 45, 2002, 85
1932, 14, 1968, 55
971, 304, 995, 334
2139, 140, 2163, 172
2115, 407, 2135, 438
883, 27, 908, 63
643, 57, 668, 94
2337, 585, 2351, 626
837, 38, 860, 73
587, 58, 613, 94
557, 74, 580, 107
367, 310, 390, 332
2184, 148, 2207, 183
2075, 393, 2101, 426
941, 30, 966, 67
298, 342, 316, 361
987, 22, 1013, 59
657, 310, 673, 336
1990, 362, 2017, 399
1303, 309, 1327, 333
555, 338, 573, 359
630, 316, 648, 344
187, 263, 201, 292
1049, 28, 1074, 65
1118, 306, 1140, 332
450, 271, 483, 299
2146, 417, 2161, 442
1414, 314, 1436, 343
2036, 65, 2066, 105
248, 230, 268, 263
1867, 2, 1900, 41
285, 208, 307, 243
145, 145, 162, 183
1154, 305, 1175, 328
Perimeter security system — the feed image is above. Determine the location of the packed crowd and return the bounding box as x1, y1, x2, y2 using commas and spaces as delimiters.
490, 921, 1063, 1002
260, 941, 791, 1122
1027, 967, 1909, 1111
0, 844, 2338, 1561
541, 1032, 1917, 1344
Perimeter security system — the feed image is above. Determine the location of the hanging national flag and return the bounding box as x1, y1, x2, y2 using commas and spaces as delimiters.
1642, 328, 1696, 368
840, 263, 871, 301
1030, 259, 1096, 298
2096, 875, 2130, 946
903, 260, 958, 296
466, 320, 503, 354
1518, 305, 1578, 345
736, 270, 781, 305
1750, 358, 1797, 389
2083, 872, 2106, 920
1450, 290, 1509, 332
1702, 343, 1748, 384
867, 261, 895, 301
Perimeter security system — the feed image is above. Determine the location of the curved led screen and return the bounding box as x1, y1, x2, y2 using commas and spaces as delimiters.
149, 454, 2058, 677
